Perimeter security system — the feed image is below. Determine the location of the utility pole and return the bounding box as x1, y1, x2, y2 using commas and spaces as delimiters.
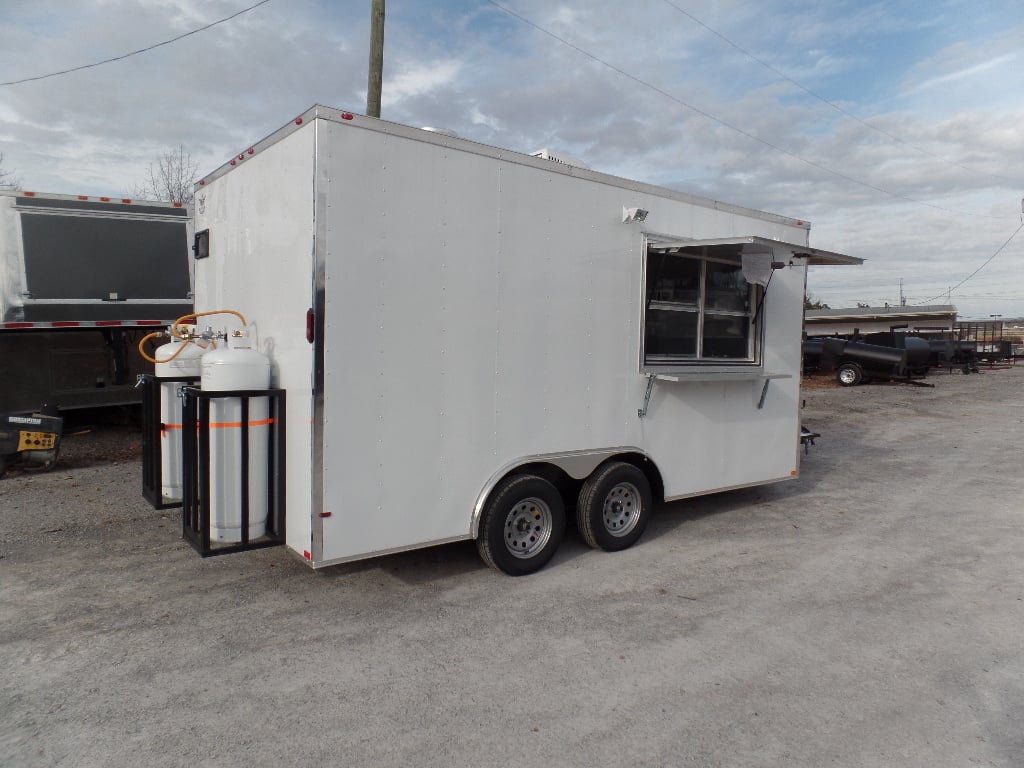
367, 0, 385, 118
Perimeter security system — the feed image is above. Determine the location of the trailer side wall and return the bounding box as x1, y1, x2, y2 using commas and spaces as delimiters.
313, 117, 808, 562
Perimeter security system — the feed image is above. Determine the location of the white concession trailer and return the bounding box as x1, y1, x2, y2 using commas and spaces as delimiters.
167, 105, 859, 574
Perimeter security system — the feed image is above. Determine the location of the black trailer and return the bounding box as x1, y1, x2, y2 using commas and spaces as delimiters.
803, 336, 933, 386
0, 192, 192, 414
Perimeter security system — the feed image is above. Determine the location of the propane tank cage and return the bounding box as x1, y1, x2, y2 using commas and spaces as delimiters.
140, 373, 200, 510
180, 385, 286, 557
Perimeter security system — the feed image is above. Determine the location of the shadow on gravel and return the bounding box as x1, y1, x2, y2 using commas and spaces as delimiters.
312, 539, 484, 584
316, 476, 840, 586
57, 424, 144, 469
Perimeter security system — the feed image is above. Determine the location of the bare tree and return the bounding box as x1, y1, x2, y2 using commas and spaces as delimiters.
0, 153, 21, 190
131, 145, 199, 205
803, 292, 830, 311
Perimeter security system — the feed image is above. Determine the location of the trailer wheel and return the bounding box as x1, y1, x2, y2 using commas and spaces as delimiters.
577, 462, 653, 551
476, 474, 566, 576
836, 362, 863, 387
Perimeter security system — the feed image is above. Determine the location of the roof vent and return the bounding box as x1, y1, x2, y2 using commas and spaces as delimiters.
530, 148, 589, 170
420, 126, 459, 138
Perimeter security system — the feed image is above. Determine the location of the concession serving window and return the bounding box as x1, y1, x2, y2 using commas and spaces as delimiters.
643, 240, 762, 366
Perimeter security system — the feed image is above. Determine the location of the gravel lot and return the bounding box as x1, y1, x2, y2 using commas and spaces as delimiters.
2, 367, 1023, 768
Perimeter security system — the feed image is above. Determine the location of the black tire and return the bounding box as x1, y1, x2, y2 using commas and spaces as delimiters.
836, 362, 863, 387
577, 462, 653, 552
476, 474, 566, 576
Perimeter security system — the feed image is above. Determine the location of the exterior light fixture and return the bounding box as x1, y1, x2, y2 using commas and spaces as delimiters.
622, 206, 649, 223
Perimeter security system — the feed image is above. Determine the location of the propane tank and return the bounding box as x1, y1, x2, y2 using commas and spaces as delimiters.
201, 328, 272, 543
153, 333, 206, 503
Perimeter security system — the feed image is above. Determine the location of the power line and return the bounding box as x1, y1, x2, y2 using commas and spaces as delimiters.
943, 295, 1024, 300
484, 1, 1011, 220
659, 0, 1019, 186
0, 0, 272, 87
919, 221, 1024, 303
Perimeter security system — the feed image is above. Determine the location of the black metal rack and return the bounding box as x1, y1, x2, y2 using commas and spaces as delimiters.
141, 373, 200, 510
180, 386, 286, 557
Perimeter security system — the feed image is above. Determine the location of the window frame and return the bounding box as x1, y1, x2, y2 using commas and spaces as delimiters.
641, 243, 763, 368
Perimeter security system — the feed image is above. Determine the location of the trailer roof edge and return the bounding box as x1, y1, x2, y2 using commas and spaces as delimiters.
195, 105, 816, 233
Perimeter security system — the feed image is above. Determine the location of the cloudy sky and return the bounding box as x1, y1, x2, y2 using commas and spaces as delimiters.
1, 0, 1021, 318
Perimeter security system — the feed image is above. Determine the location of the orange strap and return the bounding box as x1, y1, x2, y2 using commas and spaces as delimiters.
161, 418, 276, 436
207, 418, 276, 429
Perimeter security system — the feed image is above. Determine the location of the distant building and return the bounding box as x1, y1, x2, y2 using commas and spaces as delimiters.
804, 305, 957, 337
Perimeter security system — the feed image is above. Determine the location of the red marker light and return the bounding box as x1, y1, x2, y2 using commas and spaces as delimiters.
230, 160, 236, 166
341, 112, 354, 120
77, 195, 89, 200
100, 196, 111, 202
306, 308, 315, 343
295, 117, 303, 125
199, 179, 206, 185
247, 148, 255, 154
121, 198, 131, 204
24, 191, 36, 196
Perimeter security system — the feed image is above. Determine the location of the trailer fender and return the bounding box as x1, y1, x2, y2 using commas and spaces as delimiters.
470, 447, 658, 538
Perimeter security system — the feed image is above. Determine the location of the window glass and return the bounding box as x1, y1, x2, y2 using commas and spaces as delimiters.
643, 249, 758, 365
704, 262, 749, 312
645, 308, 698, 358
647, 253, 700, 305
702, 313, 751, 358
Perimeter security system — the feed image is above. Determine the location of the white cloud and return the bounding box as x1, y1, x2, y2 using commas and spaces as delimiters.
381, 59, 462, 109
910, 52, 1019, 94
468, 106, 502, 132
1, 0, 1022, 318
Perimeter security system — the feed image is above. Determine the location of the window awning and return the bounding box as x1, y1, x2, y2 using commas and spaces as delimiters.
647, 236, 862, 266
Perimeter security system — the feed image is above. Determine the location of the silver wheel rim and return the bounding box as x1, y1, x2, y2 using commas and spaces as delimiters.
839, 367, 857, 385
603, 482, 641, 537
504, 497, 553, 559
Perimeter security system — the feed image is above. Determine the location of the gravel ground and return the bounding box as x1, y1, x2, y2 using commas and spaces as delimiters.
1, 367, 1022, 767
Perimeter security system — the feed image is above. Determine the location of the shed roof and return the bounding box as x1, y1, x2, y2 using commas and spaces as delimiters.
805, 305, 957, 323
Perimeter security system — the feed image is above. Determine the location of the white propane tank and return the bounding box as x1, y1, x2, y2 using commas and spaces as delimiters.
153, 333, 207, 503
201, 328, 272, 543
